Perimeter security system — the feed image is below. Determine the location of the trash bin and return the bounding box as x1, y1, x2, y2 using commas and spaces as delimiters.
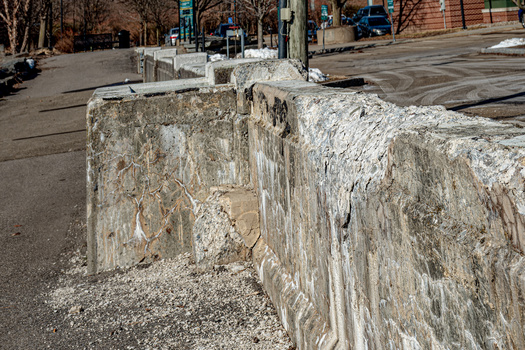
118, 30, 130, 49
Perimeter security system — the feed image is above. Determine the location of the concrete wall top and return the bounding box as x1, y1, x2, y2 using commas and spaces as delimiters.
141, 47, 161, 57
154, 48, 178, 60
174, 52, 207, 71
91, 78, 211, 101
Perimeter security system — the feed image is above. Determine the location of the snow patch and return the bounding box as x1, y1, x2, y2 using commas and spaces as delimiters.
240, 48, 278, 59
208, 53, 227, 62
308, 67, 328, 82
490, 38, 525, 48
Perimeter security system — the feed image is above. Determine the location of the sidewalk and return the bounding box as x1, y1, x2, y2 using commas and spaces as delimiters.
307, 21, 524, 55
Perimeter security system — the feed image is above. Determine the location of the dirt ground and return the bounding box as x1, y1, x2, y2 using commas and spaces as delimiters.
0, 49, 292, 349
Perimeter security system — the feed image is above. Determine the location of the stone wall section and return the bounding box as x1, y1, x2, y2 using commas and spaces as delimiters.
86, 85, 249, 273
87, 59, 525, 349
248, 80, 525, 349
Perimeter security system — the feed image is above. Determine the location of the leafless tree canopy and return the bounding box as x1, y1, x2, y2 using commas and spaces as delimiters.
237, 0, 276, 48
0, 0, 32, 53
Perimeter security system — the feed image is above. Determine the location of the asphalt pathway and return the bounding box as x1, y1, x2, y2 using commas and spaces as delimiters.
311, 23, 525, 124
0, 49, 141, 348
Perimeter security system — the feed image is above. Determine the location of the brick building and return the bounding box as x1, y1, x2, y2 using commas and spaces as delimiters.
382, 0, 518, 32
312, 0, 519, 34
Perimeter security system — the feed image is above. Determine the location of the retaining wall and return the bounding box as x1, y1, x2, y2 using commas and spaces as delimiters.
87, 60, 525, 349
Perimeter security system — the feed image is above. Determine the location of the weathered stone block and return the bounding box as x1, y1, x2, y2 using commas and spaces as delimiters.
205, 58, 264, 85
231, 59, 308, 114
87, 82, 249, 273
317, 26, 358, 46
192, 186, 260, 270
249, 80, 525, 349
174, 52, 207, 71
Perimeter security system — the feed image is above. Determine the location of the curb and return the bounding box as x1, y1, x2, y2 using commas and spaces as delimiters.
480, 47, 525, 55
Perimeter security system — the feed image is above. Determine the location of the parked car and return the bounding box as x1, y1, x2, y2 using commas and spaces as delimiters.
166, 27, 179, 46
308, 20, 318, 42
357, 15, 391, 38
212, 23, 247, 38
353, 5, 388, 23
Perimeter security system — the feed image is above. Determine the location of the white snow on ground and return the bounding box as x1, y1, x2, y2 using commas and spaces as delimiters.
208, 53, 227, 62
309, 67, 329, 82
490, 38, 525, 48
242, 48, 278, 59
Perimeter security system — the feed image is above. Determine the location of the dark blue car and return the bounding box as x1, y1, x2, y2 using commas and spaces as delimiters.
357, 16, 392, 38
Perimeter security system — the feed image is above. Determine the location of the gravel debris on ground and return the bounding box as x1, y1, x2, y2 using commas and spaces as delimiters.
45, 251, 294, 349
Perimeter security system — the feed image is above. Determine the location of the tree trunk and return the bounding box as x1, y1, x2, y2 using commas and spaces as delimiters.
156, 27, 159, 46
257, 16, 263, 49
144, 21, 147, 46
332, 2, 342, 26
38, 13, 47, 48
20, 0, 32, 52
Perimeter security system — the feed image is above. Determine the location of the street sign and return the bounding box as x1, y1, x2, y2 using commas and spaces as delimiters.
388, 0, 394, 13
228, 17, 233, 24
180, 0, 194, 37
321, 5, 328, 21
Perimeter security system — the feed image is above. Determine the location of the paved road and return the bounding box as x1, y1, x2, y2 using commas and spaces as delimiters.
311, 25, 525, 124
0, 49, 141, 349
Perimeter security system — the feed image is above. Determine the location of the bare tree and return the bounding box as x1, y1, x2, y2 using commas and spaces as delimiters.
0, 0, 32, 53
329, 0, 347, 26
195, 0, 222, 32
239, 0, 276, 48
149, 0, 177, 45
77, 0, 109, 34
121, 0, 151, 45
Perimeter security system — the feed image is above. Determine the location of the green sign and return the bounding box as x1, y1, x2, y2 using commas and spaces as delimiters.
387, 0, 394, 13
321, 5, 328, 21
180, 0, 194, 37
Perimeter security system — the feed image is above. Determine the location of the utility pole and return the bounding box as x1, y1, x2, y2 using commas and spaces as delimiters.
288, 0, 308, 69
459, 0, 467, 29
278, 0, 287, 58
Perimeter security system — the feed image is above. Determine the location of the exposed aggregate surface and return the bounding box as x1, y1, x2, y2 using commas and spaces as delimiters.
45, 251, 293, 349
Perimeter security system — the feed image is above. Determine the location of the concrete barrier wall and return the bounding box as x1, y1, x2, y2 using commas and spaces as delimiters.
248, 81, 525, 349
156, 58, 174, 81
87, 60, 525, 349
87, 59, 306, 273
86, 83, 250, 273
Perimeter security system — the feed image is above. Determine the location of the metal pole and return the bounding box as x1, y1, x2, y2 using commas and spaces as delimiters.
322, 24, 325, 51
390, 13, 395, 42
459, 0, 467, 29
488, 0, 493, 23
241, 31, 244, 57
178, 0, 181, 44
278, 0, 287, 59
192, 0, 197, 48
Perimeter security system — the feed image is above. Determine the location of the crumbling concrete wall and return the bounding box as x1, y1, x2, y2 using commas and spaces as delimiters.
249, 81, 525, 349
87, 59, 525, 349
86, 83, 249, 273
87, 59, 306, 274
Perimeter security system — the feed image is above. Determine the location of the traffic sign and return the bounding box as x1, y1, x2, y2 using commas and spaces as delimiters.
387, 0, 394, 13
321, 5, 328, 21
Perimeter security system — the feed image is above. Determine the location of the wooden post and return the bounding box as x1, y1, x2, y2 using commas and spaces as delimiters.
288, 0, 308, 69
